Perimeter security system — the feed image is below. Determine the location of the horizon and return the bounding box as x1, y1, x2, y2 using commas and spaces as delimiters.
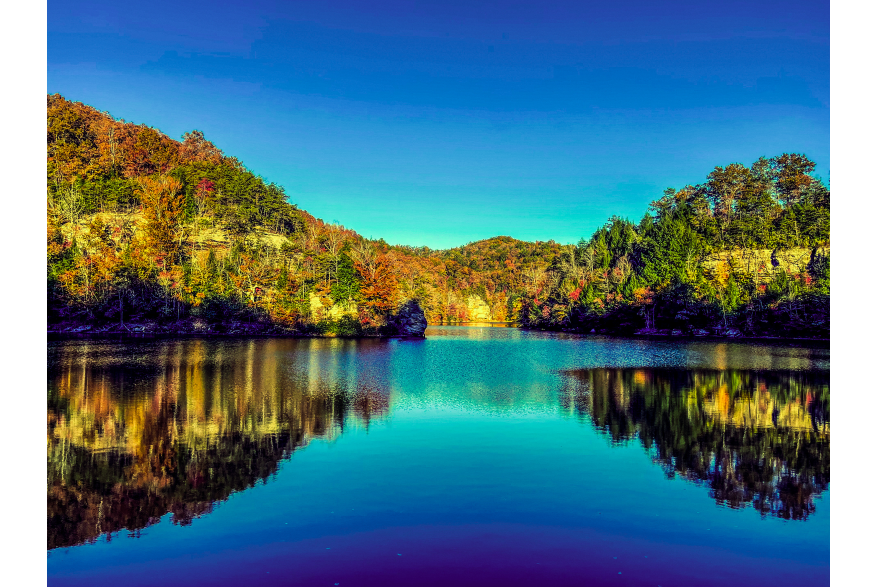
48, 0, 829, 249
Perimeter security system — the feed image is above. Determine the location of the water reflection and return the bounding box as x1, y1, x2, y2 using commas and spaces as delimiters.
559, 368, 830, 520
47, 339, 391, 550
48, 335, 830, 554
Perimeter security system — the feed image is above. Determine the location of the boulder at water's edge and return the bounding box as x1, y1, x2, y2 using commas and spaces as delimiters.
389, 300, 428, 337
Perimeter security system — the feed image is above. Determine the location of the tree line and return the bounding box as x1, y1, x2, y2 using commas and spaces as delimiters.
517, 154, 829, 337
47, 94, 828, 338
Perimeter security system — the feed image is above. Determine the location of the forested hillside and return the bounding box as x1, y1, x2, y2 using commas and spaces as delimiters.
46, 95, 829, 338
46, 95, 558, 335
517, 156, 830, 337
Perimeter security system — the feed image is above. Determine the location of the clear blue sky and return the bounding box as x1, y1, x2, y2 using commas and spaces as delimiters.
48, 0, 829, 249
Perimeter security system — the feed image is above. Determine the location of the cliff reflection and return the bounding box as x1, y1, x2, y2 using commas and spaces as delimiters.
47, 339, 391, 550
559, 368, 829, 520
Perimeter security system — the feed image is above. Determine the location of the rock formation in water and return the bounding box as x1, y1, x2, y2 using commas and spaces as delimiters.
388, 299, 428, 336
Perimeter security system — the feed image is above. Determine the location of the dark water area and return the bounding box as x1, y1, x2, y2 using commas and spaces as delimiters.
47, 327, 829, 586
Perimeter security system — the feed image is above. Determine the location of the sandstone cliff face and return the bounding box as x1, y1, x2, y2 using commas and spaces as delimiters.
309, 294, 358, 321
59, 212, 293, 254
466, 295, 492, 321
701, 247, 829, 284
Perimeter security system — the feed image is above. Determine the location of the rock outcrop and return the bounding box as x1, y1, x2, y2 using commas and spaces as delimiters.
701, 246, 830, 285
466, 295, 492, 321
388, 299, 428, 337
309, 294, 358, 321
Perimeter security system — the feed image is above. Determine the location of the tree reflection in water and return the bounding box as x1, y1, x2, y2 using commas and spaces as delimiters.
47, 339, 390, 550
559, 368, 829, 520
47, 338, 830, 552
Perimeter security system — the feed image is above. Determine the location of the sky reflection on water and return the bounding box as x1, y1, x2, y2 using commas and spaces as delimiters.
47, 328, 829, 586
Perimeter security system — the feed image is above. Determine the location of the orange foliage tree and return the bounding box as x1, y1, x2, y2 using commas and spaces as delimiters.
137, 175, 186, 262
356, 254, 399, 317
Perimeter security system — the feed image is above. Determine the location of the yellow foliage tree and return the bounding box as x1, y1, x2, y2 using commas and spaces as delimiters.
137, 175, 186, 262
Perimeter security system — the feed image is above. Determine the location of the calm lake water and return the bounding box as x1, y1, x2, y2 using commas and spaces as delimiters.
47, 327, 830, 586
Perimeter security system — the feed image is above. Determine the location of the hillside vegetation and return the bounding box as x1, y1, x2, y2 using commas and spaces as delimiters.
46, 95, 558, 335
517, 155, 829, 338
46, 95, 829, 338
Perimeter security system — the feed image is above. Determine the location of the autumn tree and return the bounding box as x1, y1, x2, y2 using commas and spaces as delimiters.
356, 254, 399, 317
770, 153, 816, 206
138, 175, 187, 262
179, 130, 224, 164
706, 163, 751, 221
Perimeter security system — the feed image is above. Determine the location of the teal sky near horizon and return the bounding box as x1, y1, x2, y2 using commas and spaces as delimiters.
48, 1, 829, 249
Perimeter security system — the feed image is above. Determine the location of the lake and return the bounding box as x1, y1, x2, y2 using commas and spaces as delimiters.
47, 326, 830, 586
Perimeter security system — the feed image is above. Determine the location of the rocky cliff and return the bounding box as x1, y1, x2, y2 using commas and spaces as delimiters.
309, 294, 358, 321
466, 295, 492, 321
701, 246, 829, 284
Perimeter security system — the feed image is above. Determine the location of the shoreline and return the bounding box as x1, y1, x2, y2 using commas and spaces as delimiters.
47, 322, 828, 346
47, 320, 414, 339
519, 326, 829, 346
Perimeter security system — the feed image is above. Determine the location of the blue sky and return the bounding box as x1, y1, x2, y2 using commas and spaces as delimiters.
48, 0, 829, 249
